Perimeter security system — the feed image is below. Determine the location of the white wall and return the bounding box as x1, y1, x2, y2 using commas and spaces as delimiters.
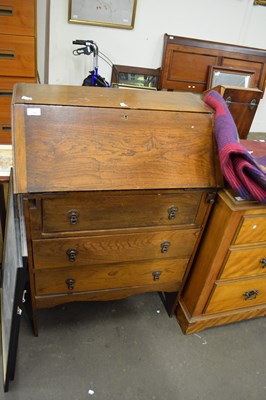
38, 0, 266, 132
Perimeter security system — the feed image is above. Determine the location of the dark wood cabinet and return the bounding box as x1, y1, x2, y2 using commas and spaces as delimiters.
159, 34, 266, 94
0, 0, 37, 144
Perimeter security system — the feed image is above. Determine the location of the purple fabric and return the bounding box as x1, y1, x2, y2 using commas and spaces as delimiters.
203, 90, 266, 203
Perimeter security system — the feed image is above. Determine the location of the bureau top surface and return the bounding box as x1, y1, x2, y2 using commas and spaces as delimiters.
12, 83, 212, 113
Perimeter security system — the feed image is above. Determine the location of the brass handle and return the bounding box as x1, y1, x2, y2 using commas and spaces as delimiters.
168, 206, 177, 220
67, 209, 79, 225
65, 278, 75, 291
66, 248, 78, 262
152, 271, 161, 281
161, 241, 170, 253
243, 290, 259, 301
260, 258, 266, 268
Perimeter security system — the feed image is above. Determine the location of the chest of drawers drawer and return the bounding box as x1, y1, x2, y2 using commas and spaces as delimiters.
28, 190, 209, 237
220, 246, 266, 280
32, 229, 199, 269
233, 215, 266, 245
0, 34, 35, 77
0, 0, 35, 36
34, 258, 188, 296
205, 276, 266, 314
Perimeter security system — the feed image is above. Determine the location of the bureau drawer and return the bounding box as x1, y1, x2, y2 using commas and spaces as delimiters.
40, 190, 206, 233
233, 215, 266, 245
205, 276, 266, 314
0, 34, 35, 77
0, 0, 35, 36
220, 246, 266, 280
34, 258, 187, 296
32, 229, 199, 269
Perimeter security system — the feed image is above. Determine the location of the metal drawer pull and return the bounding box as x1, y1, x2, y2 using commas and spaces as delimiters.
1, 125, 11, 131
161, 241, 170, 253
0, 6, 13, 16
168, 206, 177, 220
152, 271, 161, 281
260, 258, 266, 268
0, 90, 12, 97
0, 50, 15, 59
249, 99, 257, 111
243, 290, 259, 301
65, 278, 76, 291
68, 209, 79, 225
66, 248, 78, 262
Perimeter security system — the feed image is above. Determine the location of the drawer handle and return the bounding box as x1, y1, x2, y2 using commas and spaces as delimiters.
0, 90, 12, 97
68, 209, 79, 225
1, 124, 11, 132
65, 278, 76, 291
161, 241, 170, 253
260, 258, 266, 268
249, 99, 257, 111
0, 50, 15, 59
243, 290, 259, 301
168, 206, 177, 220
152, 271, 161, 281
66, 248, 78, 262
0, 6, 13, 16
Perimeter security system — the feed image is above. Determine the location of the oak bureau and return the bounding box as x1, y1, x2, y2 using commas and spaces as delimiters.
11, 83, 222, 335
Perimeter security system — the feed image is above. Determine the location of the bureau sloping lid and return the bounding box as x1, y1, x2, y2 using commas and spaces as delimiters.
12, 83, 222, 193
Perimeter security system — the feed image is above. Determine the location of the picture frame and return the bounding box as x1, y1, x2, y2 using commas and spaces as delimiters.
254, 1, 266, 5
68, 0, 137, 30
207, 66, 256, 90
0, 145, 12, 178
111, 65, 160, 90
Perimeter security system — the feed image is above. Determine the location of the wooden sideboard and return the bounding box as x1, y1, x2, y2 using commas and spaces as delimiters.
0, 0, 37, 144
177, 189, 266, 334
159, 34, 266, 94
10, 83, 222, 335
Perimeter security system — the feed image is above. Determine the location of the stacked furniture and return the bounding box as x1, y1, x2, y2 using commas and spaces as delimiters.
0, 0, 37, 144
177, 189, 266, 334
11, 83, 222, 335
159, 34, 266, 139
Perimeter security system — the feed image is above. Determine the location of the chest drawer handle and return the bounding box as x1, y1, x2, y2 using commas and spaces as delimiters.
152, 271, 161, 281
65, 278, 76, 291
168, 206, 177, 220
68, 210, 79, 225
161, 241, 170, 253
66, 248, 78, 262
0, 6, 13, 16
260, 258, 266, 268
243, 290, 259, 301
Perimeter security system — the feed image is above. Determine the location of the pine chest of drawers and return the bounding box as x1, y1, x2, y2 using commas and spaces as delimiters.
12, 83, 222, 334
177, 189, 266, 334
